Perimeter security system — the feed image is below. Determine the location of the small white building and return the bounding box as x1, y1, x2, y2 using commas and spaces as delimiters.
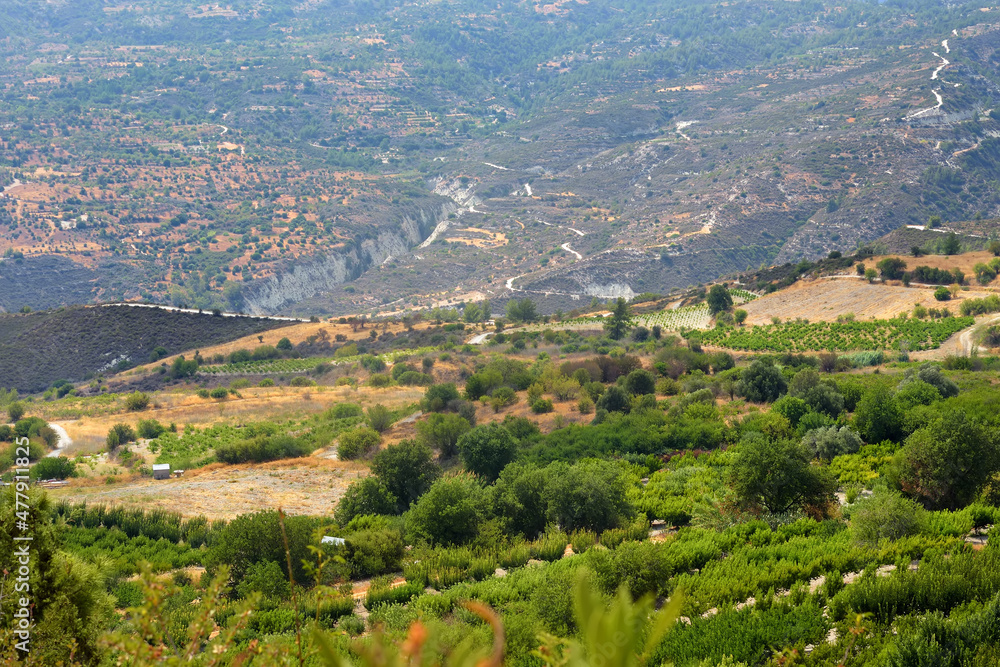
321, 536, 346, 547
152, 463, 171, 480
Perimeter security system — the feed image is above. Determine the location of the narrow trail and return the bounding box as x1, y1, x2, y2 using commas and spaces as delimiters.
675, 120, 699, 141
524, 183, 533, 196
930, 52, 950, 80
101, 302, 309, 322
905, 35, 955, 121
217, 124, 230, 135
46, 424, 72, 458
561, 242, 582, 260
483, 162, 511, 171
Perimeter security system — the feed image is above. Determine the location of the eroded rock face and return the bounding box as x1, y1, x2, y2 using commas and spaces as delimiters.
242, 203, 456, 315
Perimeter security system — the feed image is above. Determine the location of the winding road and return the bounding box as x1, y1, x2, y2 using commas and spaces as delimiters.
45, 423, 72, 458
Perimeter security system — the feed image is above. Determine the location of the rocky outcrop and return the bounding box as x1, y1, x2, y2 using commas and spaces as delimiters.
242, 202, 456, 315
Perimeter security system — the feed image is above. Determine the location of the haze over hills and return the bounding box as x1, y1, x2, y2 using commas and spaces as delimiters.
2, 0, 1000, 318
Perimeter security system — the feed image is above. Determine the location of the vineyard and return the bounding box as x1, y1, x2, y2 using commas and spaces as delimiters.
542, 305, 714, 333
199, 346, 440, 375
699, 316, 975, 353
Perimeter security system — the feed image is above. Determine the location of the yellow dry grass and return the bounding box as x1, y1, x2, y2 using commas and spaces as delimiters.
742, 277, 992, 325
133, 319, 435, 373
52, 385, 425, 457
48, 457, 368, 520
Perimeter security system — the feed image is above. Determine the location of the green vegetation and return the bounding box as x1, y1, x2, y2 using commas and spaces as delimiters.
701, 316, 973, 353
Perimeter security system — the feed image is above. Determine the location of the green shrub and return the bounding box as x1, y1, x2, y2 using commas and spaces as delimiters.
236, 560, 291, 600
124, 392, 151, 411
531, 398, 554, 414
290, 377, 316, 387
338, 427, 381, 460
136, 419, 166, 440
215, 434, 311, 464
347, 528, 405, 577
209, 387, 229, 400
31, 456, 76, 480
366, 404, 394, 433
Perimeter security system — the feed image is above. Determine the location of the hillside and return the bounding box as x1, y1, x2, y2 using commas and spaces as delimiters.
8, 280, 1000, 664
3, 2, 1000, 315
0, 305, 293, 393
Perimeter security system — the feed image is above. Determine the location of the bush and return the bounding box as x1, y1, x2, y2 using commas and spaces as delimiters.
31, 456, 76, 480
124, 392, 151, 411
8, 401, 26, 422
290, 377, 317, 387
416, 413, 471, 458
347, 528, 405, 577
421, 383, 461, 412
366, 404, 394, 433
215, 434, 311, 464
205, 510, 316, 584
235, 560, 291, 600
136, 419, 166, 440
850, 491, 926, 544
337, 427, 381, 460
531, 398, 554, 414
209, 387, 229, 400
934, 285, 951, 301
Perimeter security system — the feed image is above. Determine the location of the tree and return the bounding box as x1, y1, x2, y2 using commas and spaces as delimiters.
801, 425, 862, 462
416, 412, 472, 458
371, 440, 440, 512
335, 477, 398, 524
706, 285, 733, 315
990, 240, 1000, 257
505, 298, 538, 323
877, 257, 907, 281
7, 401, 25, 423
771, 396, 808, 427
406, 474, 485, 545
975, 262, 997, 285
458, 423, 518, 482
596, 385, 630, 413
934, 285, 951, 301
623, 369, 656, 395
893, 412, 998, 510
864, 268, 877, 283
604, 298, 634, 340
421, 383, 461, 412
728, 435, 836, 514
940, 232, 961, 256
205, 510, 315, 584
491, 463, 551, 539
853, 385, 903, 443
737, 360, 787, 403
734, 309, 748, 326
544, 460, 633, 533
276, 337, 293, 351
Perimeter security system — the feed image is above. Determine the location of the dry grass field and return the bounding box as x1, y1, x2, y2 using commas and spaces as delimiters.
47, 457, 367, 520
742, 277, 993, 325
45, 384, 426, 456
